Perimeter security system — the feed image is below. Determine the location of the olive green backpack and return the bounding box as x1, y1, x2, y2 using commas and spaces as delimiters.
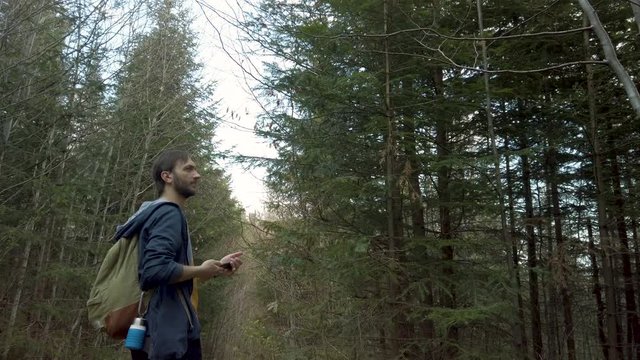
86, 234, 150, 339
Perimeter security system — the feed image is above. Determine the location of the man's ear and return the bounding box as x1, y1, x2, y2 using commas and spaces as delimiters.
160, 170, 173, 184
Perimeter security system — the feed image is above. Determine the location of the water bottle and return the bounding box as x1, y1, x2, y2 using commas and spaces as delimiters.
124, 317, 146, 350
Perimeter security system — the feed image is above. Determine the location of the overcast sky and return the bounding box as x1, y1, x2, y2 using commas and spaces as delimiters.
189, 1, 275, 213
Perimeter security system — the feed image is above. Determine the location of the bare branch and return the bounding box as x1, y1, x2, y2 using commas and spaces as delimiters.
578, 0, 640, 117
350, 26, 593, 42
413, 40, 608, 74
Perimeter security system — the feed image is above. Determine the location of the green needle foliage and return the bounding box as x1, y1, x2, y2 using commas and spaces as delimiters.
0, 0, 242, 358
241, 0, 640, 359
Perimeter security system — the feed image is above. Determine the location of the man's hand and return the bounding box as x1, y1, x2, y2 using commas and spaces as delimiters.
197, 259, 228, 281
172, 260, 228, 284
190, 252, 243, 282
219, 251, 244, 274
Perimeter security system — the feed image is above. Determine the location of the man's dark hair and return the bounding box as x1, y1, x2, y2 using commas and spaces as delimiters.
151, 150, 191, 196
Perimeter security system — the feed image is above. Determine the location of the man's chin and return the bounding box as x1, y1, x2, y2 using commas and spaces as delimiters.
178, 188, 196, 198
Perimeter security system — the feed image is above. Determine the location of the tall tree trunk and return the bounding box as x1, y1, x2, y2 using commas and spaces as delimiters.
2, 164, 43, 359
434, 68, 457, 359
605, 121, 640, 358
88, 144, 114, 244
621, 159, 640, 309
589, 219, 610, 360
521, 148, 544, 360
404, 81, 434, 358
129, 127, 154, 213
43, 239, 66, 338
505, 137, 529, 358
584, 17, 623, 360
33, 217, 54, 325
0, 8, 48, 349
546, 147, 577, 360
382, 1, 411, 356
3, 111, 58, 358
631, 207, 640, 316
476, 3, 527, 356
538, 178, 559, 360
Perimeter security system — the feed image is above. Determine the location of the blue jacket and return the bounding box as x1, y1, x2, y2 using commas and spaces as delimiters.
114, 200, 201, 359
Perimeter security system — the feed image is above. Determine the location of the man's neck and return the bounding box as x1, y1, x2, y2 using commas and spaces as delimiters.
160, 189, 186, 207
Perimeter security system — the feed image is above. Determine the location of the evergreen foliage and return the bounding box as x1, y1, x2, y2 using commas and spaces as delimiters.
240, 0, 640, 359
2, 0, 640, 359
0, 0, 242, 358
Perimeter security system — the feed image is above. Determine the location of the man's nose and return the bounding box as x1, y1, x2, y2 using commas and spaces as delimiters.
194, 171, 201, 180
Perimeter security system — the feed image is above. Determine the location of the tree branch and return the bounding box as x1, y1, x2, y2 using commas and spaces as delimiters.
313, 26, 594, 43
351, 26, 593, 42
412, 40, 608, 74
578, 0, 640, 118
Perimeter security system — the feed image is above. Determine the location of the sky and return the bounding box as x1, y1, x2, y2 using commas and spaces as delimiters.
189, 1, 276, 213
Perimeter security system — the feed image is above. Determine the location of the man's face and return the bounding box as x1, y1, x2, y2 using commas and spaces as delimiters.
169, 158, 201, 198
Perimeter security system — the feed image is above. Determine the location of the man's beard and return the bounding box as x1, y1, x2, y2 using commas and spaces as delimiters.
174, 175, 196, 198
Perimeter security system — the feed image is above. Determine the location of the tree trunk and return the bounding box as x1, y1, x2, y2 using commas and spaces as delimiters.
0, 7, 49, 349
538, 178, 559, 360
632, 218, 640, 316
129, 128, 154, 213
33, 217, 54, 325
588, 219, 610, 360
434, 68, 458, 359
3, 227, 34, 359
605, 120, 640, 359
404, 78, 434, 358
521, 149, 544, 360
584, 17, 623, 359
382, 1, 411, 356
546, 147, 577, 360
3, 118, 56, 358
505, 137, 529, 358
3, 164, 42, 359
43, 240, 65, 334
476, 3, 527, 356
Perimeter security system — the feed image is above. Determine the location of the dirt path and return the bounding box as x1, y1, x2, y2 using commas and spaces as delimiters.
205, 222, 266, 359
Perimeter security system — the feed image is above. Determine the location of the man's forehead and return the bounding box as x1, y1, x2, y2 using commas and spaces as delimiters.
176, 158, 196, 168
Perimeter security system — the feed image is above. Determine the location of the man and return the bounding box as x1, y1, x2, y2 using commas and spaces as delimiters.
114, 150, 243, 359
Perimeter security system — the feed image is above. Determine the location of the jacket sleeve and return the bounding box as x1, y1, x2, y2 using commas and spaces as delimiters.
139, 206, 184, 291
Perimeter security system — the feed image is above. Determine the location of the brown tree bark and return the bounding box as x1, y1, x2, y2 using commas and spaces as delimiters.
382, 1, 412, 356
588, 219, 610, 360
606, 126, 640, 358
584, 17, 623, 359
402, 71, 434, 358
545, 147, 576, 360
3, 160, 44, 359
539, 178, 559, 360
433, 68, 458, 360
476, 2, 528, 355
505, 137, 529, 358
3, 116, 58, 359
520, 147, 544, 360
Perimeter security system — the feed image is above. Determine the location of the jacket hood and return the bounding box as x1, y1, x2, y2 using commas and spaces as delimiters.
113, 199, 177, 241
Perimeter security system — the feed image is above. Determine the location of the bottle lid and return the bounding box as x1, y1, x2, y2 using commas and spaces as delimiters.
132, 317, 146, 327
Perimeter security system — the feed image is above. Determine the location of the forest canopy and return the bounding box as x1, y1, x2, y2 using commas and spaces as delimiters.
1, 0, 640, 359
